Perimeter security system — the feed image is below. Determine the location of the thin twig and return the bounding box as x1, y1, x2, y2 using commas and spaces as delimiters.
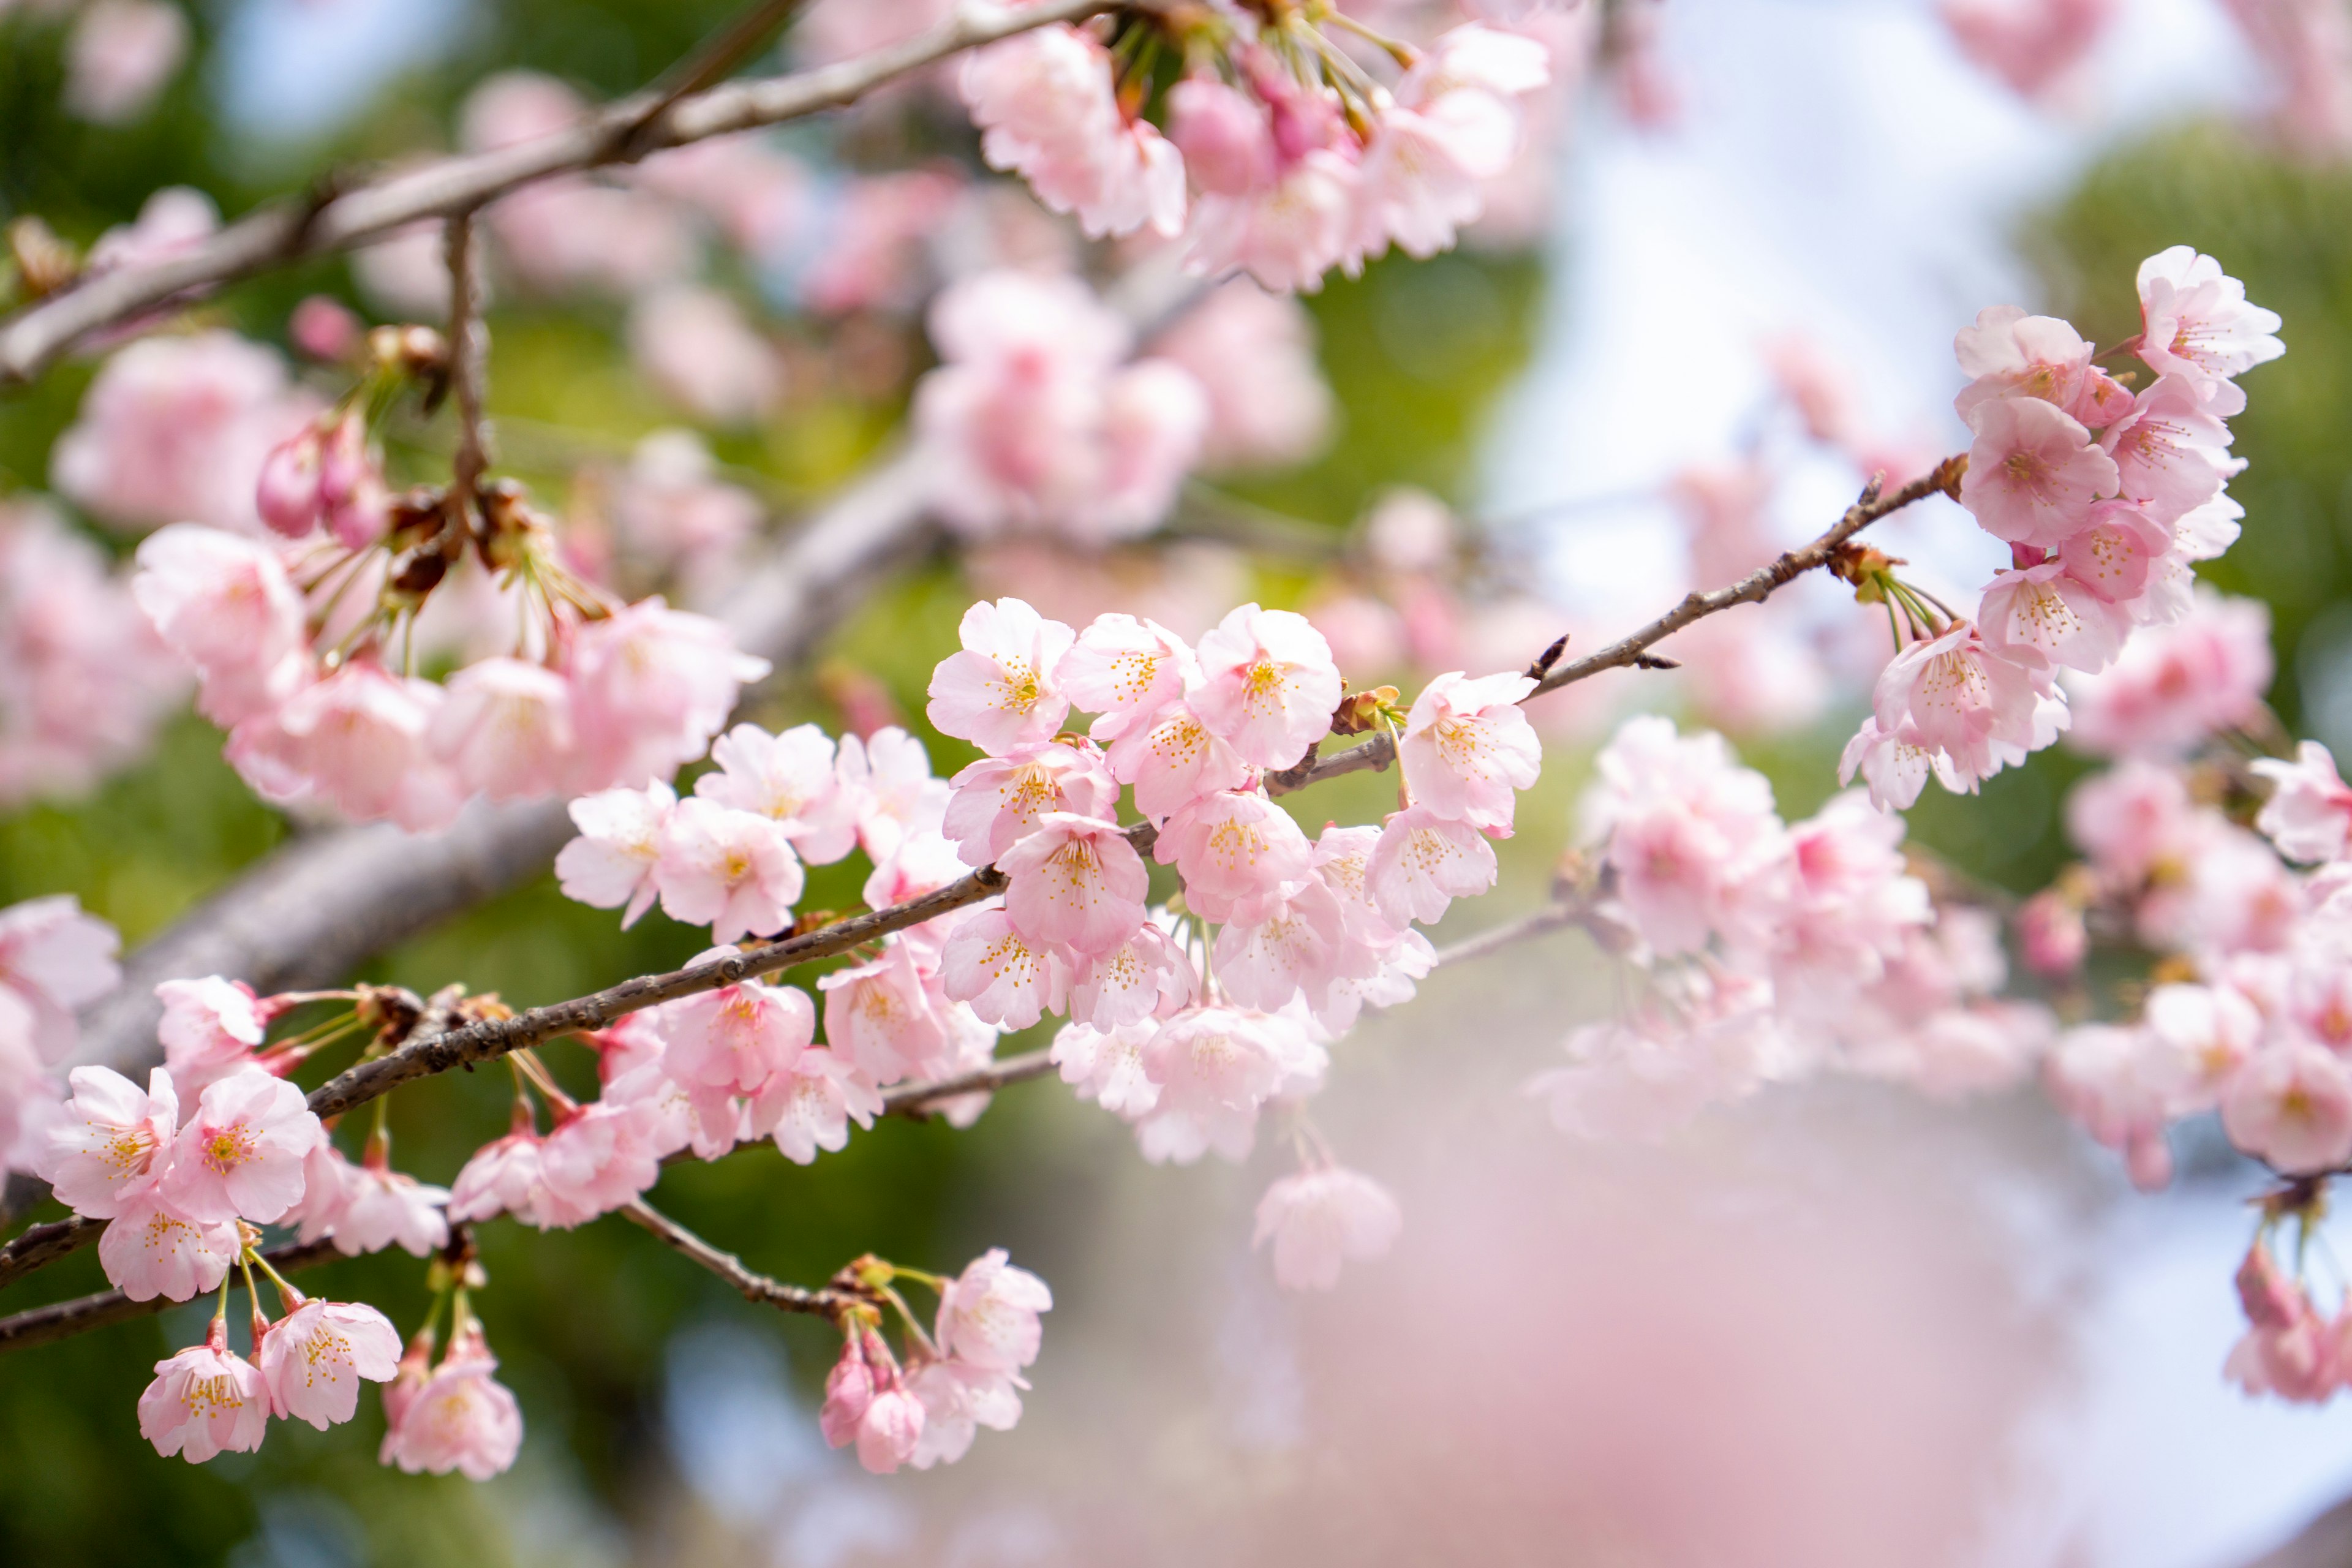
620, 1200, 856, 1317
443, 211, 492, 511
617, 0, 812, 156
0, 0, 1128, 385
883, 1048, 1056, 1117
1430, 902, 1581, 968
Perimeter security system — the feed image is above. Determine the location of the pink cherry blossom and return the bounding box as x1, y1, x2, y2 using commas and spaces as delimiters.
1951, 305, 2097, 421
654, 799, 804, 946
139, 1320, 268, 1464
1215, 878, 1365, 1014
1191, 604, 1343, 771
1399, 669, 1542, 832
1153, 789, 1314, 924
2064, 587, 2274, 759
159, 1065, 324, 1224
696, 723, 859, 865
1057, 614, 1197, 738
820, 1333, 875, 1450
2100, 375, 2235, 521
2136, 246, 2285, 401
938, 910, 1070, 1031
1368, 805, 1501, 930
1147, 280, 1334, 473
819, 940, 951, 1084
906, 1357, 1024, 1471
1958, 395, 2119, 549
2056, 501, 2174, 606
960, 24, 1183, 241
233, 657, 465, 832
1838, 715, 1937, 812
836, 726, 949, 862
53, 331, 312, 536
379, 1330, 524, 1480
627, 285, 781, 425
0, 892, 120, 1061
428, 657, 575, 801
447, 1123, 553, 1226
1142, 1006, 1324, 1164
1069, 922, 1193, 1030
943, 741, 1116, 867
565, 598, 771, 793
858, 1385, 927, 1476
130, 524, 310, 726
2253, 742, 2352, 863
935, 1248, 1053, 1373
999, 813, 1150, 957
2222, 1042, 2352, 1173
657, 968, 813, 1097
99, 1189, 239, 1302
260, 1295, 402, 1429
1977, 560, 2128, 674
1051, 1019, 1163, 1118
1186, 149, 1361, 294
2143, 981, 2263, 1114
1167, 77, 1277, 194
1253, 1165, 1404, 1292
1106, 698, 1254, 820
1940, 0, 2117, 101
299, 1145, 451, 1257
537, 1100, 664, 1223
556, 781, 677, 928
2225, 1241, 2337, 1402
2016, 889, 2089, 976
926, 598, 1076, 755
1872, 621, 2061, 790
39, 1065, 178, 1218
756, 1046, 882, 1165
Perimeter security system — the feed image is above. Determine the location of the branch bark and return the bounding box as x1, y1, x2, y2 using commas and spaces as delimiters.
0, 0, 1120, 385
620, 1199, 857, 1317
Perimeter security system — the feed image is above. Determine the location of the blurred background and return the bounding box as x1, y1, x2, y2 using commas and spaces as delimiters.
4, 0, 2352, 1563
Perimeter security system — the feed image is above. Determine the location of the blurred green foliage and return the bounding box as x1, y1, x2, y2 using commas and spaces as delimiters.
0, 4, 1545, 1561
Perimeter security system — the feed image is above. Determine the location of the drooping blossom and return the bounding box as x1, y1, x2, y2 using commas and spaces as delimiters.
565, 597, 772, 793
1153, 789, 1314, 924
138, 1320, 268, 1464
159, 1066, 325, 1225
0, 893, 122, 1062
960, 24, 1185, 239
1253, 1165, 1404, 1292
259, 1295, 403, 1430
99, 1190, 239, 1302
696, 723, 859, 865
1581, 716, 1784, 952
2225, 1240, 2339, 1403
379, 1327, 524, 1480
445, 1118, 555, 1228
657, 967, 815, 1098
1106, 698, 1254, 820
1141, 1006, 1327, 1163
130, 524, 310, 726
229, 657, 464, 833
2063, 588, 2274, 759
934, 1248, 1053, 1373
296, 1145, 452, 1257
1367, 805, 1501, 931
154, 977, 277, 1098
942, 741, 1116, 866
2100, 375, 2236, 521
759, 1046, 883, 1165
836, 726, 950, 862
2222, 1043, 2352, 1174
2136, 246, 2287, 406
429, 658, 576, 801
939, 910, 1071, 1031
1871, 620, 2063, 791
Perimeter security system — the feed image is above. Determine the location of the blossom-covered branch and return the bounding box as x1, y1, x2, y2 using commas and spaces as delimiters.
0, 0, 1125, 385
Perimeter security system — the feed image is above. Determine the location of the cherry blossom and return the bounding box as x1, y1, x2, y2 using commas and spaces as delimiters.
1583, 716, 1782, 951
758, 1047, 882, 1165
2223, 1043, 2352, 1174
2064, 587, 2274, 759
2100, 375, 2236, 521
1191, 604, 1344, 771
1871, 621, 2061, 791
1106, 698, 1254, 820
1977, 560, 2129, 674
64, 0, 190, 125
37, 1065, 178, 1218
2226, 1241, 2338, 1403
959, 24, 1183, 241
2253, 742, 2352, 864
139, 1320, 268, 1464
1957, 394, 2119, 549
1147, 281, 1335, 473
379, 1328, 524, 1480
155, 977, 279, 1098
565, 598, 771, 793
1142, 1006, 1325, 1163
657, 968, 815, 1098
1068, 923, 1193, 1030
2136, 246, 2286, 404
447, 1121, 555, 1227
0, 893, 121, 1063
938, 910, 1070, 1031
818, 940, 953, 1085
934, 1248, 1052, 1373
1153, 789, 1314, 924
1215, 879, 1362, 1014
1253, 1166, 1404, 1292
836, 726, 950, 862
296, 1145, 452, 1257
1051, 1019, 1163, 1118
259, 1295, 403, 1430
696, 723, 859, 865
130, 524, 310, 726
906, 1357, 1023, 1471
98, 1190, 239, 1302
1951, 305, 2099, 421
999, 813, 1150, 957
943, 741, 1116, 866
537, 1100, 665, 1224
654, 799, 804, 946
230, 657, 464, 833
926, 598, 1077, 756
556, 781, 677, 928
1399, 669, 1542, 832
1368, 805, 1501, 931
429, 658, 576, 801
1940, 0, 2117, 101
159, 1066, 325, 1225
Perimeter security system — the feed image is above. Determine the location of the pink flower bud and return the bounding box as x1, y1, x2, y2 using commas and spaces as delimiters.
290, 296, 363, 362
255, 425, 324, 538
1166, 78, 1276, 195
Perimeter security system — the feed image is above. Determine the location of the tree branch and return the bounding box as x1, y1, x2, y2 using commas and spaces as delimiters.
0, 0, 1123, 385
0, 1238, 342, 1354
620, 1199, 858, 1317
443, 211, 492, 508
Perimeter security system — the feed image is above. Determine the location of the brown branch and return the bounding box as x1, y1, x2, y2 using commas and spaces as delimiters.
619, 0, 812, 156
620, 1199, 856, 1317
883, 1047, 1055, 1117
443, 211, 492, 508
0, 0, 1123, 385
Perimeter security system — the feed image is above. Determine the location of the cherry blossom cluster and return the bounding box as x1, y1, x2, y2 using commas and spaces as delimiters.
818, 1248, 1053, 1473
959, 9, 1553, 291
119, 331, 769, 831
552, 594, 1543, 1291
0, 894, 123, 1167
1839, 247, 2283, 809
1537, 714, 2047, 1137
